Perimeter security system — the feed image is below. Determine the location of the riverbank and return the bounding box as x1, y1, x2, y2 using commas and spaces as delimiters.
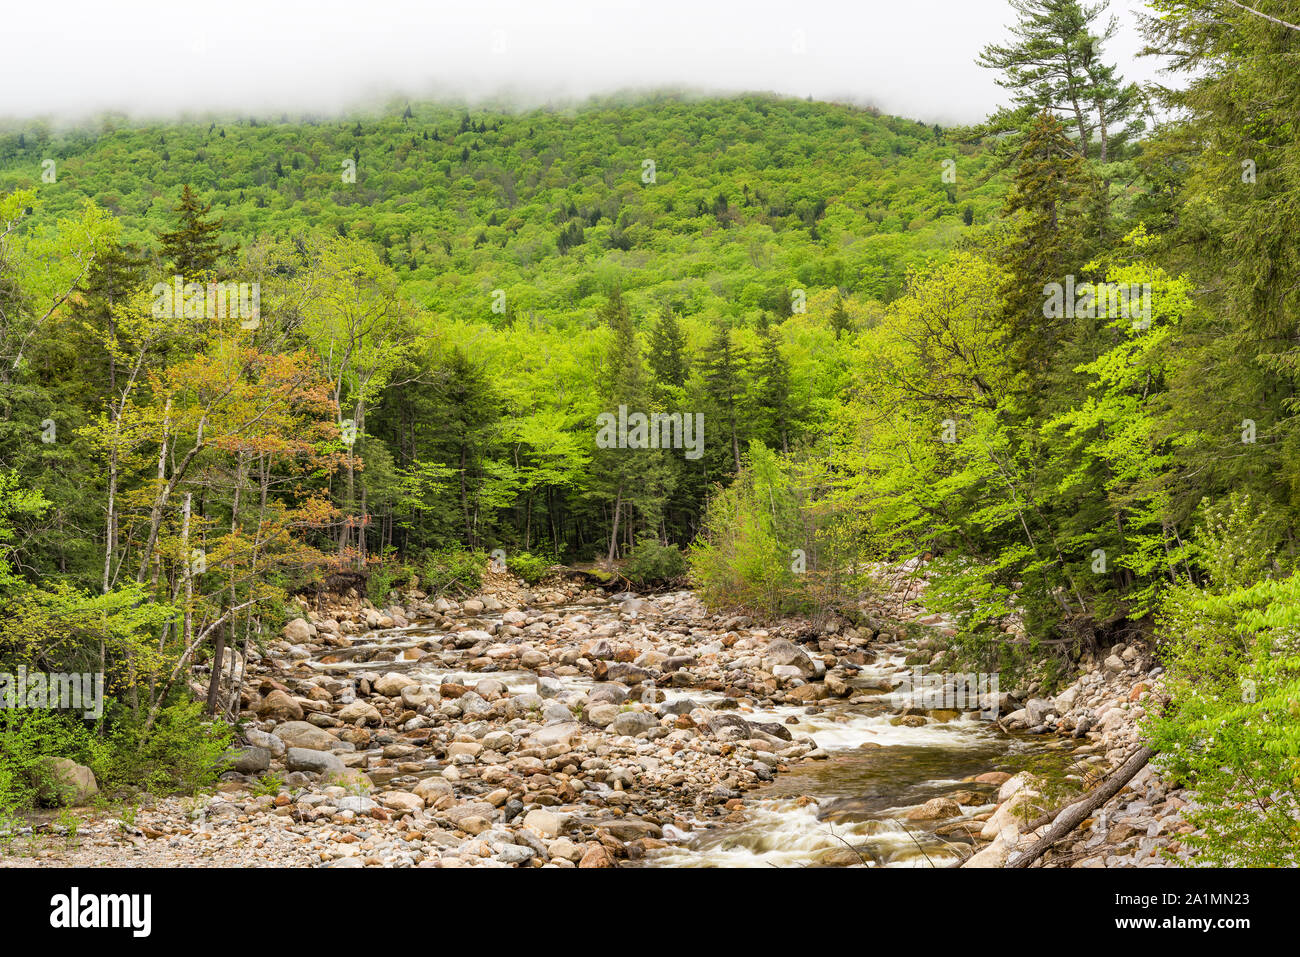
2, 565, 1193, 868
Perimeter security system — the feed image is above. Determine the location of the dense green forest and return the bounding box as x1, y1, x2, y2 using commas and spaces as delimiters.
3, 0, 1300, 863
0, 94, 1006, 568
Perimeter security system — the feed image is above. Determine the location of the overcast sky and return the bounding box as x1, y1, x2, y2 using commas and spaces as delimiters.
3, 0, 1165, 125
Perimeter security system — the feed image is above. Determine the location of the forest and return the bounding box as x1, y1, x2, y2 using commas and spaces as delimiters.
2, 0, 1300, 866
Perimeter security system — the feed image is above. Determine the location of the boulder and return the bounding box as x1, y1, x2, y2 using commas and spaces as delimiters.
337, 700, 382, 725
272, 721, 338, 751
372, 672, 418, 697
762, 638, 817, 677
37, 758, 98, 807
285, 748, 346, 774
607, 710, 660, 737
228, 746, 270, 774
255, 689, 303, 721
522, 808, 562, 838
282, 618, 315, 642
905, 797, 962, 821
524, 721, 583, 750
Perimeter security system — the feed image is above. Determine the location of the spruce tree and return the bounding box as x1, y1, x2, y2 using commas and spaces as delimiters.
158, 185, 234, 279
647, 305, 688, 391
702, 324, 749, 472
828, 296, 854, 339
998, 111, 1090, 382
755, 322, 794, 453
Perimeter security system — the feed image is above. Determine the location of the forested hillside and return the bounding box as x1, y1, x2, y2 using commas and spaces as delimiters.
0, 94, 1004, 568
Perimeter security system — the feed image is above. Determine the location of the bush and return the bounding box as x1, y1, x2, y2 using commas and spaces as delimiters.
418, 548, 486, 596
506, 551, 553, 585
0, 709, 109, 813
365, 559, 409, 605
689, 441, 824, 617
101, 700, 233, 797
1144, 493, 1300, 866
624, 536, 688, 586
0, 698, 234, 817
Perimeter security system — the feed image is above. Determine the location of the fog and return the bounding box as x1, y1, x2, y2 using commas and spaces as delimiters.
3, 0, 1165, 124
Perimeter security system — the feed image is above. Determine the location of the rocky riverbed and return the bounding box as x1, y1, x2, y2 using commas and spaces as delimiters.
1, 564, 1202, 868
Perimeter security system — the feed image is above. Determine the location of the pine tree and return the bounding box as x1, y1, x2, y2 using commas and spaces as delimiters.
998, 111, 1090, 381
828, 296, 854, 339
978, 0, 1141, 161
158, 185, 234, 279
755, 322, 794, 452
702, 324, 749, 472
647, 305, 688, 391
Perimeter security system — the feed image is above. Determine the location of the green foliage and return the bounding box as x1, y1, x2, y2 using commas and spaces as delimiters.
365, 560, 408, 605
0, 710, 109, 813
100, 700, 234, 798
623, 536, 688, 586
417, 548, 486, 596
505, 551, 552, 585
1146, 497, 1300, 864
690, 441, 833, 617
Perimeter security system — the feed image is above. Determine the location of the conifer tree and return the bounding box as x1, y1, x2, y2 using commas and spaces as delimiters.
998, 111, 1090, 382
158, 185, 234, 279
647, 304, 688, 391
755, 321, 794, 453
702, 323, 749, 472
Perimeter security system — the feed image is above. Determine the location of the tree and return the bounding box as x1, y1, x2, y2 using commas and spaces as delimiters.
288, 235, 416, 565
828, 296, 854, 339
647, 304, 688, 392
979, 0, 1141, 161
998, 111, 1091, 383
701, 323, 749, 473
158, 185, 234, 279
593, 288, 656, 564
755, 321, 795, 453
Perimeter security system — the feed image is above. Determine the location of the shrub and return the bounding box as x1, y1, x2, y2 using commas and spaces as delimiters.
624, 536, 688, 586
1145, 493, 1300, 866
689, 441, 825, 617
505, 551, 552, 585
0, 709, 109, 813
418, 548, 486, 596
365, 559, 409, 605
101, 700, 233, 798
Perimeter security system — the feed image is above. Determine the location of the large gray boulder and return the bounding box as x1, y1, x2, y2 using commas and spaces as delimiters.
272, 721, 338, 751
607, 710, 660, 737
229, 746, 271, 774
285, 747, 346, 774
762, 638, 817, 677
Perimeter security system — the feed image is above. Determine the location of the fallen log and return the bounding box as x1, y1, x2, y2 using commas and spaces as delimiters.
1005, 744, 1156, 868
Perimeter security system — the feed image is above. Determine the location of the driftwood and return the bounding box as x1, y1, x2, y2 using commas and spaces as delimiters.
1005, 745, 1156, 868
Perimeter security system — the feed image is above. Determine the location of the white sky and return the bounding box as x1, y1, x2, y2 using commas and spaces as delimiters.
3, 0, 1165, 125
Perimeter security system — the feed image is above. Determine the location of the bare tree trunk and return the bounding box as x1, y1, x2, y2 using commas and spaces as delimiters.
1006, 746, 1155, 868
207, 454, 245, 714
607, 485, 623, 567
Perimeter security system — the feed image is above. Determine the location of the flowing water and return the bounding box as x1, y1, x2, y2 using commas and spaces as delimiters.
302, 595, 1061, 868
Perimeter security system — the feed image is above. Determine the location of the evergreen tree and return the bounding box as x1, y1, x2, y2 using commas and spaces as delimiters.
998, 111, 1091, 382
828, 296, 854, 339
647, 304, 688, 391
755, 322, 795, 453
158, 185, 234, 279
978, 0, 1141, 161
701, 323, 749, 472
